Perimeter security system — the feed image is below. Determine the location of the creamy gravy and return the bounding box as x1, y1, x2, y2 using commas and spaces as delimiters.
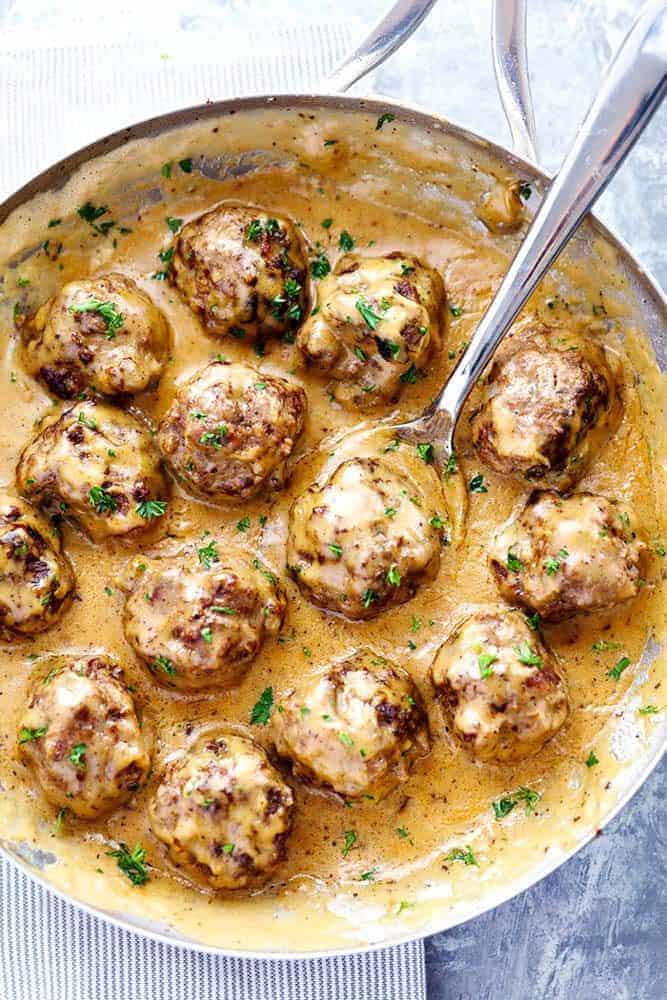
0, 105, 664, 953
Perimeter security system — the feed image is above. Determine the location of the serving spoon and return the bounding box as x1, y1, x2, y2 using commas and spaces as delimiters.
391, 0, 667, 470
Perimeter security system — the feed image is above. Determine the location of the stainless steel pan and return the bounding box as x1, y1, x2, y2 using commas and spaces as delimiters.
0, 0, 664, 957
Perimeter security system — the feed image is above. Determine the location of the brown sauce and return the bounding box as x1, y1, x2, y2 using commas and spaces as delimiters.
0, 105, 664, 953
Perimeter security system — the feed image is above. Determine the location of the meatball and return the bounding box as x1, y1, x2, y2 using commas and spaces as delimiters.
21, 273, 169, 398
272, 650, 429, 799
0, 493, 74, 636
157, 361, 306, 500
471, 329, 619, 488
16, 399, 168, 542
17, 655, 150, 818
121, 547, 286, 692
287, 457, 443, 619
297, 253, 444, 408
489, 491, 647, 621
170, 203, 308, 342
149, 733, 293, 890
431, 607, 568, 762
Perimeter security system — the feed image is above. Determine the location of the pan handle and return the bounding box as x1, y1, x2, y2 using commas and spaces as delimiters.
492, 0, 538, 162
323, 0, 439, 93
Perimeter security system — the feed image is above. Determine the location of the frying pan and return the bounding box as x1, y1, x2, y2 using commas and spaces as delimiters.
0, 0, 664, 958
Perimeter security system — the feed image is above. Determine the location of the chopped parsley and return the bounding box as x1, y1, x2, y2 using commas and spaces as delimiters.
166, 216, 183, 233
361, 588, 378, 609
153, 655, 176, 677
478, 652, 497, 678
525, 612, 541, 631
329, 542, 343, 558
468, 474, 488, 494
77, 201, 108, 224
450, 304, 463, 317
446, 846, 478, 866
513, 642, 543, 667
135, 499, 167, 519
585, 751, 599, 768
89, 486, 117, 515
18, 725, 48, 744
178, 158, 193, 173
359, 867, 378, 882
199, 426, 228, 448
386, 564, 401, 587
493, 786, 540, 818
518, 182, 532, 200
543, 555, 561, 575
250, 686, 274, 725
507, 549, 524, 573
444, 453, 458, 479
339, 231, 354, 252
592, 639, 621, 653
321, 217, 333, 229
416, 442, 434, 464
355, 297, 383, 330
638, 705, 659, 715
338, 731, 354, 747
310, 253, 331, 279
236, 516, 251, 533
198, 540, 219, 568
400, 364, 417, 384
69, 298, 124, 338
107, 842, 149, 886
78, 411, 97, 430
68, 743, 87, 770
341, 830, 357, 857
376, 112, 395, 130
607, 656, 631, 681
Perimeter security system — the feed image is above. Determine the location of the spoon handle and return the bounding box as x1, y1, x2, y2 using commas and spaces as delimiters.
431, 0, 667, 445
323, 0, 439, 93
492, 0, 538, 162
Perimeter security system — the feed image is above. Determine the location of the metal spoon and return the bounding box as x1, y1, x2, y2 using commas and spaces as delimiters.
492, 0, 538, 163
394, 0, 667, 470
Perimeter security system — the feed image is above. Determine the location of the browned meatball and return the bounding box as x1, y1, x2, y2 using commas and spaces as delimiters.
16, 399, 169, 542
489, 491, 647, 621
272, 650, 429, 799
120, 546, 286, 692
21, 273, 169, 398
297, 253, 444, 408
18, 655, 150, 818
149, 733, 293, 890
287, 457, 444, 620
170, 203, 308, 342
431, 607, 568, 762
471, 329, 620, 488
0, 493, 74, 636
157, 361, 306, 500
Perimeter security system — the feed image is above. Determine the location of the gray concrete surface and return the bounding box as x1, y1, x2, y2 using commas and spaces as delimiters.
425, 759, 665, 1000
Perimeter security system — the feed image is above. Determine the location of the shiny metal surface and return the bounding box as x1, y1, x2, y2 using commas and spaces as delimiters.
0, 0, 664, 961
0, 86, 664, 959
323, 0, 439, 93
405, 0, 667, 456
492, 0, 538, 162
